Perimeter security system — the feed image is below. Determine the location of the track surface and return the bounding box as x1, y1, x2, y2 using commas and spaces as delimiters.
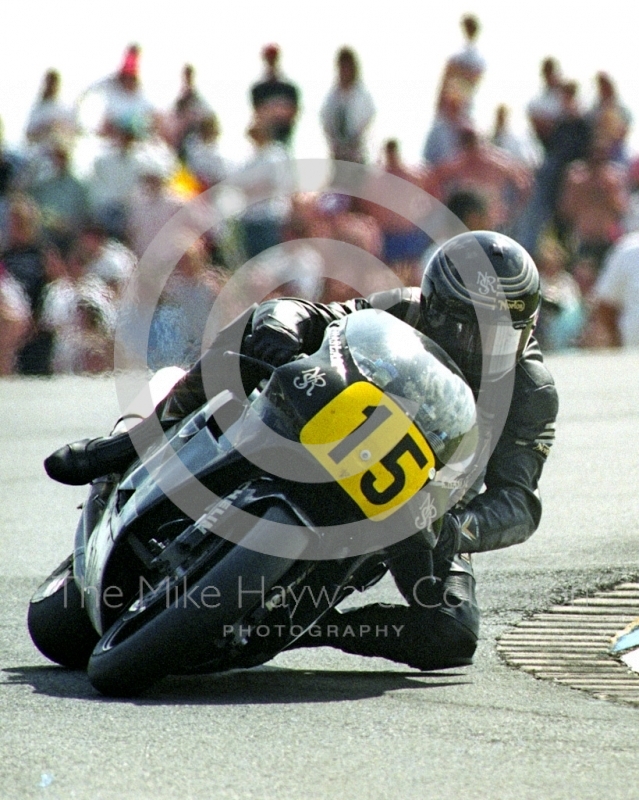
1, 351, 638, 800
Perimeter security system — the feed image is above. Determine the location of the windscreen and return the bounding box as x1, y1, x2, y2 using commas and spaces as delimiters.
342, 310, 477, 465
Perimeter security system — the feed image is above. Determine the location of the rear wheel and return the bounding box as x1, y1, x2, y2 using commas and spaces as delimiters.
28, 555, 100, 669
87, 504, 309, 697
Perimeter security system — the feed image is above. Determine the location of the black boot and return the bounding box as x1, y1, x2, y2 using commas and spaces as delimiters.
44, 433, 137, 486
290, 604, 477, 670
289, 555, 479, 671
44, 414, 169, 486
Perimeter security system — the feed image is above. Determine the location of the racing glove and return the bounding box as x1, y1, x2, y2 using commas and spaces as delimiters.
435, 510, 480, 561
250, 318, 303, 366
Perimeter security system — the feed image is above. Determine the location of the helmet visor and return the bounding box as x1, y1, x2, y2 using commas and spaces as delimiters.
477, 317, 535, 381
428, 313, 536, 383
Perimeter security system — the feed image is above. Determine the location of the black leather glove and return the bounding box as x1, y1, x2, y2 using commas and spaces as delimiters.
250, 323, 302, 366
435, 510, 479, 563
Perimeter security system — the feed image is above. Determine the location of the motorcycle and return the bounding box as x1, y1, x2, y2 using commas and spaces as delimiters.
28, 309, 477, 697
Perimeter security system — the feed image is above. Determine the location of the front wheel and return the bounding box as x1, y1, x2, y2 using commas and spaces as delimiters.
87, 504, 310, 697
28, 555, 100, 669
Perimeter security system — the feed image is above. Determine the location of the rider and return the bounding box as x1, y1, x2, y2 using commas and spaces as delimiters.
45, 230, 558, 671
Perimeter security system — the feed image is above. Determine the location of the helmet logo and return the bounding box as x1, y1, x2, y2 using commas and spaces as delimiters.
498, 298, 526, 312
477, 272, 498, 295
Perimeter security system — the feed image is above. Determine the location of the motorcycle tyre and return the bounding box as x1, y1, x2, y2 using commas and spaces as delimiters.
87, 504, 307, 697
27, 555, 100, 669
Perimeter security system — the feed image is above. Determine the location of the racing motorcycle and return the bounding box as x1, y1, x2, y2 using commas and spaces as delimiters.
28, 309, 477, 697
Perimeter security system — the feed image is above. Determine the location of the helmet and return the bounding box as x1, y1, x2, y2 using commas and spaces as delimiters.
420, 231, 540, 384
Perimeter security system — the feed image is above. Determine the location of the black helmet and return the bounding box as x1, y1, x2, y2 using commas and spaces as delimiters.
420, 231, 540, 384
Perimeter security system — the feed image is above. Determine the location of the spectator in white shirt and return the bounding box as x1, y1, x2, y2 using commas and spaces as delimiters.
582, 231, 639, 347
320, 47, 375, 163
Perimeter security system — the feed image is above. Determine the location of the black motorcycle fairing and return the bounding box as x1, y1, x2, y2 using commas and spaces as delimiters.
36, 309, 483, 695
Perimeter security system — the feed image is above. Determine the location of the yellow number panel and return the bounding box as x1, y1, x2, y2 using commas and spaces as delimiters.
300, 382, 435, 520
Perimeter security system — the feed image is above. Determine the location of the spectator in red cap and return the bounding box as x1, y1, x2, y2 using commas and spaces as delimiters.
120, 44, 140, 78
79, 44, 158, 142
250, 44, 300, 147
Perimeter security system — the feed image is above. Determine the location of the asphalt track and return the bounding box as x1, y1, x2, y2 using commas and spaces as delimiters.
1, 349, 638, 800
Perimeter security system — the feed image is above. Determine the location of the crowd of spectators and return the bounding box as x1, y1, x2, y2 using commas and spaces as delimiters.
1, 19, 639, 377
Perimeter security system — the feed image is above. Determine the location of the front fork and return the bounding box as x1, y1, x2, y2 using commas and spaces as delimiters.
73, 476, 115, 591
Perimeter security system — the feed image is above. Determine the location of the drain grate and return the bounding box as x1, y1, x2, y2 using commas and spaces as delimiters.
497, 582, 639, 706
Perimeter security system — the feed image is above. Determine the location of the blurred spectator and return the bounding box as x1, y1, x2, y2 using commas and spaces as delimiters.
526, 57, 564, 153
548, 79, 592, 157
557, 138, 628, 269
25, 69, 78, 148
320, 208, 384, 302
570, 254, 600, 301
87, 121, 175, 241
424, 127, 531, 232
81, 44, 158, 142
491, 104, 538, 168
27, 138, 89, 255
581, 231, 639, 347
0, 195, 59, 374
437, 14, 486, 115
534, 236, 585, 350
622, 157, 639, 233
447, 189, 491, 231
41, 243, 116, 374
0, 117, 27, 237
320, 47, 375, 163
422, 81, 471, 167
183, 114, 228, 190
72, 221, 136, 298
330, 210, 382, 258
243, 193, 328, 303
544, 79, 593, 180
238, 120, 293, 259
0, 264, 31, 375
587, 72, 632, 165
357, 139, 430, 279
515, 80, 592, 254
148, 238, 226, 369
250, 44, 300, 147
163, 63, 213, 159
86, 122, 142, 241
127, 153, 185, 258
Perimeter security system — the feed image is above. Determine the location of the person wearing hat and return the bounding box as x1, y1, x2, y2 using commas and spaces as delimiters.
80, 45, 157, 142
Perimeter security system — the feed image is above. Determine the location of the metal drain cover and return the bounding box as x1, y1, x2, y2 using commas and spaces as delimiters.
497, 582, 639, 705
